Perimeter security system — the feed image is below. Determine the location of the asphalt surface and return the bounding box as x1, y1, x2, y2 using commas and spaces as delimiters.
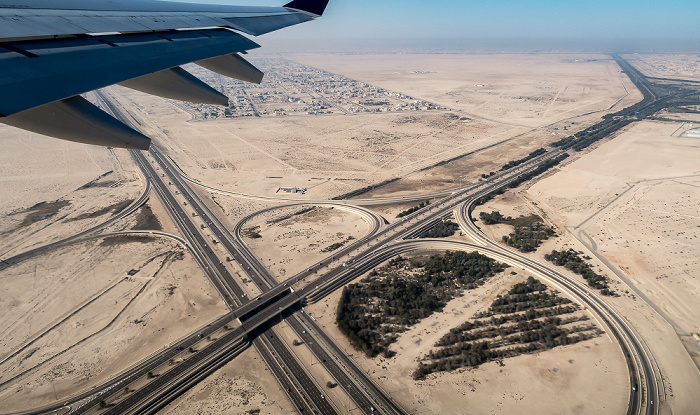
56, 90, 332, 415
8, 54, 676, 415
456, 194, 658, 415
148, 146, 403, 414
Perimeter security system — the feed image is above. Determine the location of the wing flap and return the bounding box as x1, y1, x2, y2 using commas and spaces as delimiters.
196, 54, 264, 85
119, 67, 230, 106
2, 96, 151, 149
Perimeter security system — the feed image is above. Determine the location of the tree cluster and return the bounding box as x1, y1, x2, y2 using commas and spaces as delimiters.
544, 249, 616, 295
397, 201, 430, 218
506, 154, 569, 189
321, 236, 354, 253
477, 210, 556, 252
470, 154, 569, 217
322, 242, 344, 253
243, 226, 262, 239
336, 252, 507, 357
413, 277, 599, 380
500, 148, 547, 171
501, 223, 556, 252
419, 220, 460, 238
479, 210, 510, 225
332, 178, 400, 200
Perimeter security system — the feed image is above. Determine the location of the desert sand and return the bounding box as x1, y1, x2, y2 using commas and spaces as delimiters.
523, 120, 700, 414
291, 53, 640, 127
304, 255, 627, 415
0, 126, 143, 257
243, 205, 371, 280
0, 235, 228, 411
99, 54, 640, 204
623, 54, 700, 82
2, 51, 687, 415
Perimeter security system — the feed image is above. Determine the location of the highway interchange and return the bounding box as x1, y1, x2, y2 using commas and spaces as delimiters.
7, 55, 691, 414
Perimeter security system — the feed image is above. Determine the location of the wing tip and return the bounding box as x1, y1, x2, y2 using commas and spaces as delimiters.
283, 0, 330, 16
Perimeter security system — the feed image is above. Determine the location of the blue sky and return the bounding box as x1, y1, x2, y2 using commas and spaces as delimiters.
181, 0, 700, 52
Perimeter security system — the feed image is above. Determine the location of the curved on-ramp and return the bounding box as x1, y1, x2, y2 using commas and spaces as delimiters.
306, 237, 656, 415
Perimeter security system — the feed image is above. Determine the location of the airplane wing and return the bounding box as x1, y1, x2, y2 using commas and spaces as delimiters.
0, 0, 330, 149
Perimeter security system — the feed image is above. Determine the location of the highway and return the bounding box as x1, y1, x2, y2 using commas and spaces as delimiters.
61, 127, 611, 415
7, 54, 683, 415
24, 129, 650, 415
455, 194, 658, 414
82, 90, 334, 415
147, 145, 405, 414
116, 153, 334, 414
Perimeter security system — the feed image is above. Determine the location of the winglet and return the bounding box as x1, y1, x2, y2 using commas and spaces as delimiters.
283, 0, 330, 16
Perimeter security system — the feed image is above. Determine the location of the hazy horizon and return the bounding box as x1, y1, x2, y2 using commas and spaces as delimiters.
176, 0, 700, 54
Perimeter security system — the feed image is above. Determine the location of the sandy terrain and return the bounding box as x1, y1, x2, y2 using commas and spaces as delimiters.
623, 54, 700, 82
162, 347, 294, 415
305, 254, 627, 415
243, 205, 371, 280
526, 120, 700, 414
99, 53, 640, 203
285, 54, 641, 199
108, 85, 521, 200
0, 236, 228, 411
291, 54, 640, 127
0, 125, 143, 257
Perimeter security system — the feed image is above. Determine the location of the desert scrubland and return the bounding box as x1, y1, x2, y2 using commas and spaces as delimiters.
0, 129, 228, 410
3, 52, 698, 415
147, 54, 643, 414
526, 120, 700, 414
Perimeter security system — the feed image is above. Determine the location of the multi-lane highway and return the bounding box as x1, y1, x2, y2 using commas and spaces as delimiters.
65, 125, 646, 415
146, 145, 406, 415
72, 90, 335, 415
7, 54, 683, 415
